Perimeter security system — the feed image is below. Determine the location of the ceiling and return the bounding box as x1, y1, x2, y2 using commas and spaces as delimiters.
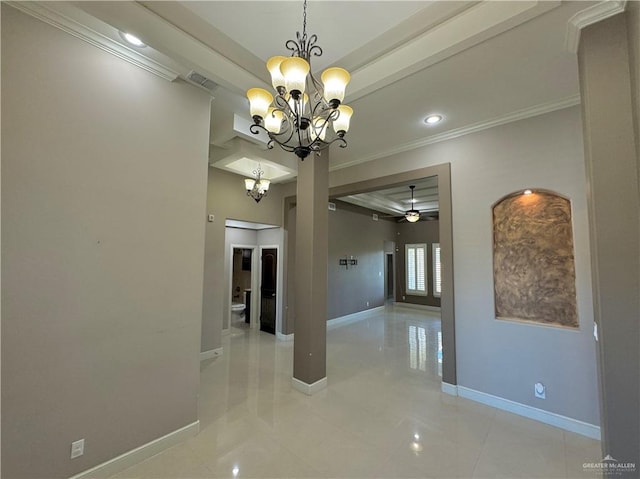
337, 176, 439, 220
18, 0, 605, 214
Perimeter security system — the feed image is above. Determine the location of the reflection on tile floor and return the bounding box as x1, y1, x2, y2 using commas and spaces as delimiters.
111, 305, 601, 478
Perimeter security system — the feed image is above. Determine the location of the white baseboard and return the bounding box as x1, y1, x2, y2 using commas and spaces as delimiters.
200, 347, 223, 361
327, 306, 385, 330
457, 386, 601, 440
280, 307, 385, 339
69, 421, 200, 479
393, 302, 441, 314
441, 382, 459, 396
292, 376, 327, 395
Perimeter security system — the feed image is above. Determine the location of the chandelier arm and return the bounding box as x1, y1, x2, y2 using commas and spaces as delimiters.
327, 136, 348, 149
273, 95, 293, 115
249, 122, 295, 149
315, 136, 346, 150
310, 140, 327, 152
309, 98, 328, 119
278, 113, 295, 134
270, 125, 297, 147
306, 135, 348, 154
285, 38, 302, 57
307, 70, 326, 104
306, 35, 322, 60
249, 123, 264, 136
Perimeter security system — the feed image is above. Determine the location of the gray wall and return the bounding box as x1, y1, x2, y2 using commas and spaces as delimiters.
284, 203, 297, 334
327, 201, 397, 320
395, 219, 441, 307
1, 6, 210, 478
202, 167, 286, 351
327, 106, 600, 426
284, 201, 396, 333
579, 11, 639, 469
629, 2, 640, 153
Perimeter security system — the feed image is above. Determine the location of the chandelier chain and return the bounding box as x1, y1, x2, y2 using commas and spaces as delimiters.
302, 0, 307, 38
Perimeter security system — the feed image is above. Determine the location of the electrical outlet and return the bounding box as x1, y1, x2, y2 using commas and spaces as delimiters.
70, 439, 84, 459
534, 382, 546, 399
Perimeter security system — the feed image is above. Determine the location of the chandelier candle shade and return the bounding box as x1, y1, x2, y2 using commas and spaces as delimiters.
246, 0, 353, 160
245, 165, 270, 203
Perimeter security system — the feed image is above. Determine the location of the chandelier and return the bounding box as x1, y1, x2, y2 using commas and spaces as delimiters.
405, 185, 420, 223
246, 0, 353, 160
245, 165, 270, 203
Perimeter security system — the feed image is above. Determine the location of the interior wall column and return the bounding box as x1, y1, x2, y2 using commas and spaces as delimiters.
578, 12, 640, 474
292, 152, 329, 394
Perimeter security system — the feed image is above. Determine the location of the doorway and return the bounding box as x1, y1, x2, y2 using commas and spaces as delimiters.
385, 253, 395, 301
327, 163, 456, 387
260, 247, 278, 334
228, 243, 259, 331
231, 248, 253, 325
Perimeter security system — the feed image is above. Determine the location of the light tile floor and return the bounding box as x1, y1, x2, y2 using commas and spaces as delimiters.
111, 306, 601, 478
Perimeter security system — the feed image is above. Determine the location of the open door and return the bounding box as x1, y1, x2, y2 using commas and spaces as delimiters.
260, 248, 277, 334
386, 253, 394, 300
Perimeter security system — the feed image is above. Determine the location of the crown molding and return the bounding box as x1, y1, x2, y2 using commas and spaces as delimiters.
74, 1, 271, 96
330, 94, 581, 172
6, 2, 180, 82
565, 1, 627, 53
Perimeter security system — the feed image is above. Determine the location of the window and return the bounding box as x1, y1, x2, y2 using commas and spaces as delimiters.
433, 243, 442, 297
405, 243, 427, 295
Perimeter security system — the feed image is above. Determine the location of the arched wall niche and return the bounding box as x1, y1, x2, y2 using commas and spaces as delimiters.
492, 189, 578, 328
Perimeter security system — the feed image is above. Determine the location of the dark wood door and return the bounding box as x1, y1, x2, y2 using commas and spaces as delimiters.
260, 248, 277, 334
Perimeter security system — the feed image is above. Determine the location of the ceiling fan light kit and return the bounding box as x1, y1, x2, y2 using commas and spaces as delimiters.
246, 0, 353, 160
405, 185, 421, 223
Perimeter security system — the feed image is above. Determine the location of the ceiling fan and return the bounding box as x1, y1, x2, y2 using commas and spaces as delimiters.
379, 185, 440, 223
404, 185, 421, 223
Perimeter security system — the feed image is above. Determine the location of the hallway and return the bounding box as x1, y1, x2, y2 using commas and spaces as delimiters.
111, 306, 600, 478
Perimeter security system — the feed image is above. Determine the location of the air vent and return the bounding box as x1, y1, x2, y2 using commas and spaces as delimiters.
328, 202, 336, 211
186, 71, 217, 93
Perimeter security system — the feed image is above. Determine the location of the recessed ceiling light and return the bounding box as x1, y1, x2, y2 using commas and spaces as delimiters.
119, 31, 146, 48
424, 114, 443, 125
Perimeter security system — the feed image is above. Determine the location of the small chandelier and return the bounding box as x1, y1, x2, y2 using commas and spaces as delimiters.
245, 165, 270, 203
405, 185, 420, 223
246, 0, 353, 160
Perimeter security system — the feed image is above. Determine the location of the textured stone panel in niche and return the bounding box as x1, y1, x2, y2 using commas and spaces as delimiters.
493, 191, 578, 328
